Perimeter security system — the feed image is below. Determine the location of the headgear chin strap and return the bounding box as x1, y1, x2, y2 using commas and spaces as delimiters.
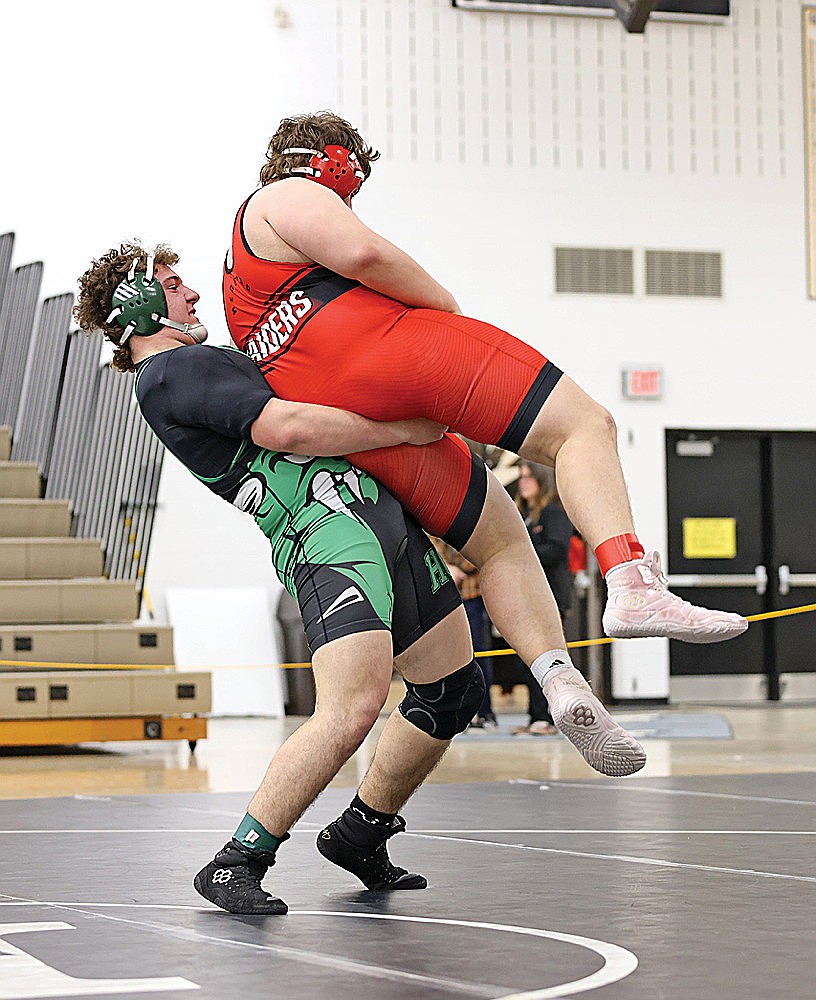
282, 144, 365, 200
177, 321, 208, 344
107, 253, 208, 347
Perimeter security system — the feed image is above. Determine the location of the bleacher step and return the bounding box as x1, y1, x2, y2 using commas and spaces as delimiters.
0, 622, 174, 666
0, 670, 211, 719
0, 538, 104, 579
0, 462, 39, 498
0, 499, 71, 537
0, 578, 139, 625
0, 427, 10, 462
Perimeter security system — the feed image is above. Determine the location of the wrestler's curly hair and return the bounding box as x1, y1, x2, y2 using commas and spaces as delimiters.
259, 110, 380, 189
74, 242, 179, 373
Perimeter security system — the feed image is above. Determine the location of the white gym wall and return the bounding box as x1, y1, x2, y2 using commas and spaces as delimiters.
1, 0, 810, 700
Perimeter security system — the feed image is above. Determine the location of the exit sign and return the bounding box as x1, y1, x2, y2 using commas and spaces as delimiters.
622, 367, 663, 399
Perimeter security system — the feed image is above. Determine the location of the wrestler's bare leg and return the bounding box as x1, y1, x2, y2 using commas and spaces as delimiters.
457, 495, 647, 776
318, 608, 476, 889
460, 471, 566, 666
246, 630, 394, 836
510, 374, 747, 642
194, 630, 396, 913
515, 375, 635, 549
357, 606, 473, 813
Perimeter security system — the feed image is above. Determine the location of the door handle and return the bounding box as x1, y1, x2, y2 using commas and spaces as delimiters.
779, 564, 790, 596
777, 564, 816, 594
667, 565, 767, 594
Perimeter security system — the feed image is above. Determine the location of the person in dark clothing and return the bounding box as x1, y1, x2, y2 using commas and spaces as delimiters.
520, 464, 575, 616
511, 463, 576, 736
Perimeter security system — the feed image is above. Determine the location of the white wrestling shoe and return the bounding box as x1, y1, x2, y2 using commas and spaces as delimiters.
603, 551, 748, 644
541, 667, 646, 777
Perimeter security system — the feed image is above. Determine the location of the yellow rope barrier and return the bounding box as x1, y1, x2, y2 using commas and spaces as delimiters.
744, 603, 816, 623
1, 601, 814, 672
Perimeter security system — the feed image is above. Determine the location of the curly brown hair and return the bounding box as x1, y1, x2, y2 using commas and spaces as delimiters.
259, 111, 380, 189
74, 243, 179, 373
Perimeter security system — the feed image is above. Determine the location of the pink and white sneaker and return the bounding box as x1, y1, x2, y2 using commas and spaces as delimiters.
603, 551, 748, 644
541, 667, 646, 776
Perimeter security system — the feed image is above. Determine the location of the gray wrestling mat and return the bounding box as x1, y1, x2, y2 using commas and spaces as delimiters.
1, 773, 814, 999
461, 711, 734, 740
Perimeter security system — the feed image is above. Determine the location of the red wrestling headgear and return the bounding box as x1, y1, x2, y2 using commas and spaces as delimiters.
281, 144, 365, 199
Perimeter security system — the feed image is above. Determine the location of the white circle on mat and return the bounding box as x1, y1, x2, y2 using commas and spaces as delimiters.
291, 910, 638, 1000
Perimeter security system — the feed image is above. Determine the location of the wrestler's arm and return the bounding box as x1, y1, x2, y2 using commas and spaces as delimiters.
255, 179, 461, 313
251, 399, 445, 455
151, 347, 445, 456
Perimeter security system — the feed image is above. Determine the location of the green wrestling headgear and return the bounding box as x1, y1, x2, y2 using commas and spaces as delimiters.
106, 252, 208, 346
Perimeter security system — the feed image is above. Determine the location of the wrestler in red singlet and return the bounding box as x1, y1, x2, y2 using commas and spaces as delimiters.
224, 195, 562, 548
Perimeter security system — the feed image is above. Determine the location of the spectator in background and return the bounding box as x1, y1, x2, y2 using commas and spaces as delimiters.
511, 462, 576, 736
433, 538, 497, 729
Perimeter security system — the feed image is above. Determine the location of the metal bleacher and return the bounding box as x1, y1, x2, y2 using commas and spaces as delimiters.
0, 232, 210, 749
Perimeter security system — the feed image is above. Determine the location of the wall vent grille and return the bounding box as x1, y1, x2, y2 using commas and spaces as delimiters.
555, 247, 634, 294
645, 250, 722, 296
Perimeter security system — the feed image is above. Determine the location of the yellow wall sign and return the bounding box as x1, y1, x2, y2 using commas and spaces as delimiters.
682, 518, 737, 560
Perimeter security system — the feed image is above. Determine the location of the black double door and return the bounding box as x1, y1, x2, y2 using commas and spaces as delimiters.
665, 430, 816, 699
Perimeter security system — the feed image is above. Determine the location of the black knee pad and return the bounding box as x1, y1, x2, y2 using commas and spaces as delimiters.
398, 659, 486, 740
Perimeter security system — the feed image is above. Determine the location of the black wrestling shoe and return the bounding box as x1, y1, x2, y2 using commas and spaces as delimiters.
316, 815, 427, 891
193, 839, 288, 914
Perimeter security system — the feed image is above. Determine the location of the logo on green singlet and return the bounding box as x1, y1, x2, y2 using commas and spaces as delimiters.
423, 546, 449, 593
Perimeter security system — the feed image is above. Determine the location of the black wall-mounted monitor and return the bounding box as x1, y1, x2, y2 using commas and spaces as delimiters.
452, 1, 730, 18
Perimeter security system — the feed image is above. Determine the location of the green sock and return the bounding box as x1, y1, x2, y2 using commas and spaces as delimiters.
233, 813, 288, 854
